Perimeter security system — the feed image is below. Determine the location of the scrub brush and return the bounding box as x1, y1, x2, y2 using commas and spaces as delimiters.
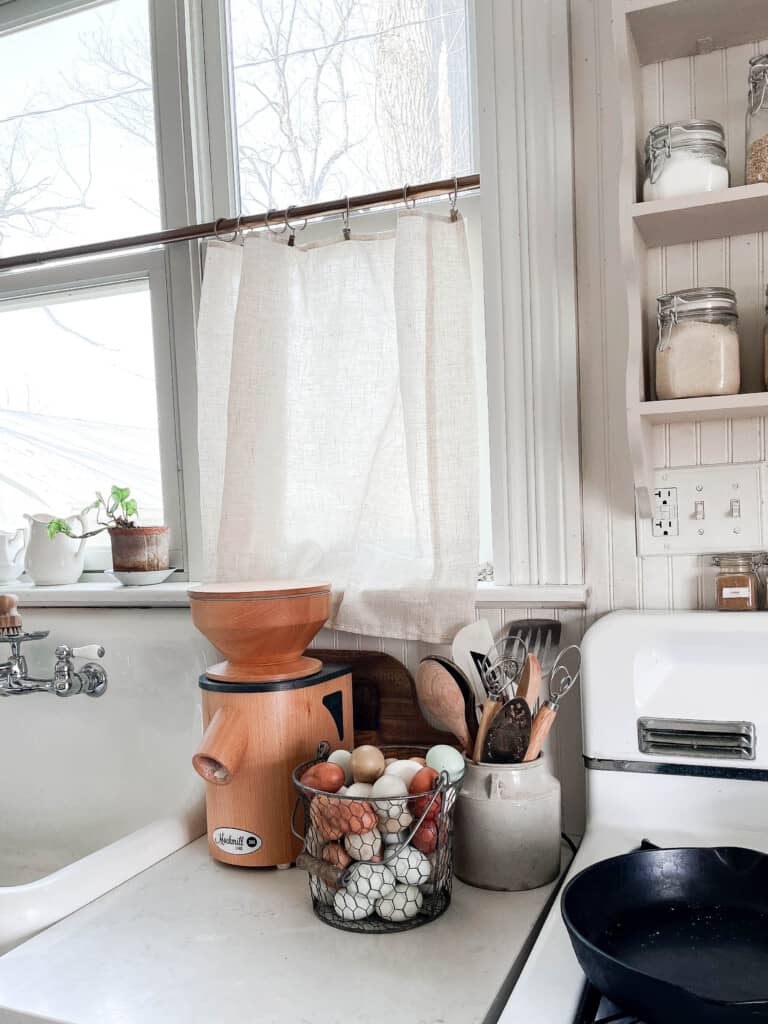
0, 594, 22, 636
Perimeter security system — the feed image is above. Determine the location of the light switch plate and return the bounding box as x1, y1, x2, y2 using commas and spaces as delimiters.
637, 463, 765, 557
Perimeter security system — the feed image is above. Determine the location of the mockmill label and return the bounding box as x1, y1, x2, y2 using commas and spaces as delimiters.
212, 827, 262, 854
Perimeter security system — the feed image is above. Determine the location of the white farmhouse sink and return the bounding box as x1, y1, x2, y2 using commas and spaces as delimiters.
0, 606, 213, 952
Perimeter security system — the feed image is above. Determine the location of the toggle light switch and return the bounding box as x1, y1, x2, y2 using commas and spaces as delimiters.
694, 500, 705, 521
730, 498, 741, 518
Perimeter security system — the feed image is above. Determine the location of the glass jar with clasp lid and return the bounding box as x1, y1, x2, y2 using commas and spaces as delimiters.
643, 120, 729, 201
712, 554, 765, 612
746, 55, 768, 184
655, 287, 741, 400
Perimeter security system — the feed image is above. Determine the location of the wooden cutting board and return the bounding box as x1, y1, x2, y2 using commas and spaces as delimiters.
314, 649, 453, 748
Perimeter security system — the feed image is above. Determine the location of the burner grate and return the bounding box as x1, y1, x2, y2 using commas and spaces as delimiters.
575, 983, 645, 1024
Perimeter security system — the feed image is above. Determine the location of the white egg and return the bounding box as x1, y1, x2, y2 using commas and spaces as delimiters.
384, 759, 423, 786
327, 749, 353, 785
376, 883, 423, 922
385, 845, 432, 887
344, 827, 382, 861
383, 828, 410, 847
333, 888, 374, 921
426, 744, 465, 783
370, 775, 408, 799
345, 862, 397, 901
336, 785, 348, 796
345, 782, 373, 798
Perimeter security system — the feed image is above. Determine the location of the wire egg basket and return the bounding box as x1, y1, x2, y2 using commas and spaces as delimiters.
292, 743, 462, 933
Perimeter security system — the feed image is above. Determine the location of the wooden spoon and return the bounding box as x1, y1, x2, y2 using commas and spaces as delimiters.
415, 658, 473, 753
516, 654, 542, 711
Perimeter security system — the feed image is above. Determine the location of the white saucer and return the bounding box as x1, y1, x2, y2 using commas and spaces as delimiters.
107, 568, 176, 587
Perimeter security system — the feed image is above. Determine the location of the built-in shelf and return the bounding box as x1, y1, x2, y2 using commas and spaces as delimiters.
632, 184, 768, 247
627, 0, 768, 65
638, 392, 768, 424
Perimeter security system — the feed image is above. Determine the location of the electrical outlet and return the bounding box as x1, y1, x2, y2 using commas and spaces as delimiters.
637, 464, 764, 556
651, 487, 679, 537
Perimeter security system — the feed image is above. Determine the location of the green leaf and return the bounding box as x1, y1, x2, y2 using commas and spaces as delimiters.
123, 498, 138, 518
111, 485, 130, 504
47, 519, 74, 540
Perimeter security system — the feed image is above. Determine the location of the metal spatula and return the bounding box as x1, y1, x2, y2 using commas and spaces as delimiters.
503, 618, 562, 679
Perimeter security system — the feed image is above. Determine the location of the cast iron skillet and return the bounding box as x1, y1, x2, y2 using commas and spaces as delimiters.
561, 842, 768, 1023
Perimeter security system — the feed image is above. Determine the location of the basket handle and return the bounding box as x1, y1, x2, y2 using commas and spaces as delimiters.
290, 796, 306, 843
296, 851, 346, 888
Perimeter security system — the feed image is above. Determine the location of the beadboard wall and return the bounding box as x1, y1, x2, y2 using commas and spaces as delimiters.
316, 604, 587, 836
572, 0, 768, 616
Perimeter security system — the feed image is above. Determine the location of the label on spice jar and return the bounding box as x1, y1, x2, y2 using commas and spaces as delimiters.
722, 587, 752, 599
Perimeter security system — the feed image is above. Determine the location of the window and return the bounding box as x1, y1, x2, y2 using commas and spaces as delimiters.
0, 0, 187, 573
3, 0, 577, 593
0, 0, 161, 257
227, 0, 475, 210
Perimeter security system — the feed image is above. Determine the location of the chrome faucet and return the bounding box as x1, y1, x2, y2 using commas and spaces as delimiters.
0, 596, 107, 698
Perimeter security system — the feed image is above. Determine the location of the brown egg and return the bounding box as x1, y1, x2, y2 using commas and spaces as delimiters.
412, 817, 438, 854
408, 766, 441, 820
339, 799, 377, 835
310, 796, 344, 840
301, 762, 345, 794
322, 842, 351, 870
350, 745, 386, 784
409, 756, 427, 765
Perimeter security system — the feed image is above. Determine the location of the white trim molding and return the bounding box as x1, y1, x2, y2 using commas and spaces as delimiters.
475, 0, 584, 587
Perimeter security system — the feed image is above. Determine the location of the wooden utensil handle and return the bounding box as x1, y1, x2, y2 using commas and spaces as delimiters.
473, 699, 502, 763
523, 704, 557, 762
517, 654, 542, 710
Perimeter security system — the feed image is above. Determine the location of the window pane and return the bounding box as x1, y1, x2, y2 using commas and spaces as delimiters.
0, 283, 163, 557
229, 0, 474, 211
0, 0, 160, 258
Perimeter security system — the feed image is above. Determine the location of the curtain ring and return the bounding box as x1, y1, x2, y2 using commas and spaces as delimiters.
265, 209, 287, 236
284, 205, 307, 247
342, 195, 351, 240
214, 217, 239, 242
449, 176, 459, 222
403, 184, 416, 210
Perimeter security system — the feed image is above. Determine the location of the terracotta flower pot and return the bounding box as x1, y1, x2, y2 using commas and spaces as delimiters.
109, 526, 170, 572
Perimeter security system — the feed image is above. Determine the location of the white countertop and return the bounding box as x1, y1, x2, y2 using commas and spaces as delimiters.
0, 838, 567, 1024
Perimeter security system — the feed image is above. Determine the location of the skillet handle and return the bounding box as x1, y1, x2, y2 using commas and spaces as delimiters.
639, 839, 661, 851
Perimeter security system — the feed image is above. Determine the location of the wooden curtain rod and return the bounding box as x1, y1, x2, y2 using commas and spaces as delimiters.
0, 173, 480, 273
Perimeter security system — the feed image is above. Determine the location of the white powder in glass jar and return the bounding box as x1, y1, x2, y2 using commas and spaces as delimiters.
656, 320, 740, 400
643, 152, 730, 201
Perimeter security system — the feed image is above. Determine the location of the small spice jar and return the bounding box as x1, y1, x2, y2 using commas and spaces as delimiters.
643, 120, 729, 201
655, 287, 741, 400
746, 55, 768, 185
712, 554, 762, 612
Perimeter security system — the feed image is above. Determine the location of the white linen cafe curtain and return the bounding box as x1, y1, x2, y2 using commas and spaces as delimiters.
196, 211, 479, 644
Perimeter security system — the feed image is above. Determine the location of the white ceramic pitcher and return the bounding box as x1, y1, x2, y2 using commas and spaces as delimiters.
24, 513, 88, 586
0, 528, 26, 583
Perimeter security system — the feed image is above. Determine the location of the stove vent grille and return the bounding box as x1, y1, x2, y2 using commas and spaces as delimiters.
638, 717, 756, 760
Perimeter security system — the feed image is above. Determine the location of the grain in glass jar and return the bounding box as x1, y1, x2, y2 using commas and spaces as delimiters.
712, 554, 762, 612
746, 55, 768, 185
655, 287, 740, 401
643, 121, 729, 201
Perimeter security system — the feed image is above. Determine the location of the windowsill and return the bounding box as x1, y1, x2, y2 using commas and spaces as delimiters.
2, 579, 590, 609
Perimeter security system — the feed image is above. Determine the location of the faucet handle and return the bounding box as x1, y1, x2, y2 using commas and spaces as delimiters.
72, 645, 106, 659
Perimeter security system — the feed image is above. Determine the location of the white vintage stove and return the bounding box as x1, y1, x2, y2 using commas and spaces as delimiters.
500, 610, 768, 1024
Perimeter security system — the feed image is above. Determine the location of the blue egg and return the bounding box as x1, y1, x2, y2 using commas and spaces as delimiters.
426, 744, 465, 783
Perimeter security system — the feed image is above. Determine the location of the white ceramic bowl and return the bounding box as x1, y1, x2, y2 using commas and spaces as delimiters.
108, 568, 176, 587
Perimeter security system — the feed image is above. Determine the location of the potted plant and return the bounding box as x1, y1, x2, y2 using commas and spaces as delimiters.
48, 486, 170, 573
